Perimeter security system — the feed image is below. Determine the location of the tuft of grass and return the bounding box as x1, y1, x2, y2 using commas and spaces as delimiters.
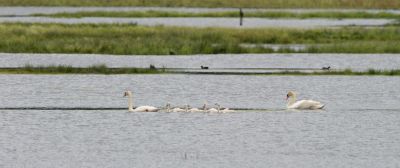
1, 0, 400, 9
1, 23, 400, 55
35, 11, 400, 19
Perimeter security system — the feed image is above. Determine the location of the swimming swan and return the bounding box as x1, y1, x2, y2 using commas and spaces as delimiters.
203, 102, 219, 113
215, 103, 235, 113
124, 90, 159, 112
205, 103, 219, 113
188, 105, 204, 112
286, 91, 325, 110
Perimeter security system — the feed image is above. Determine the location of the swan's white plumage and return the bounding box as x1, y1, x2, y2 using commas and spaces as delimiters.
133, 105, 159, 112
207, 108, 219, 113
221, 108, 235, 113
124, 91, 159, 112
287, 100, 325, 109
286, 91, 324, 110
172, 107, 185, 112
189, 108, 203, 112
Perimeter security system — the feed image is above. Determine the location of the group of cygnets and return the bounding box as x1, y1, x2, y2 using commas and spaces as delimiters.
123, 90, 324, 112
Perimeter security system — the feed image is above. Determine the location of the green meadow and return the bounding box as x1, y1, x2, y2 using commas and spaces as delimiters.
1, 0, 399, 9
1, 23, 400, 55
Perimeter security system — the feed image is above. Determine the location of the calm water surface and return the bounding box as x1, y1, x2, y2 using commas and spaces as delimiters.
0, 17, 393, 28
1, 7, 400, 16
1, 75, 400, 167
1, 53, 400, 71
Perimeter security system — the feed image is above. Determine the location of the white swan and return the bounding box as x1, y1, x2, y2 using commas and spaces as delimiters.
123, 91, 159, 112
215, 103, 235, 113
188, 105, 204, 112
286, 91, 325, 110
172, 106, 186, 112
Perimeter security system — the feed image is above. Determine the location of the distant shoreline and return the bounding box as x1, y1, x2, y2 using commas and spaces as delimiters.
1, 65, 400, 76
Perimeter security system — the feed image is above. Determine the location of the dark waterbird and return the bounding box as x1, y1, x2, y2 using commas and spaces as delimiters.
201, 66, 209, 69
322, 66, 331, 70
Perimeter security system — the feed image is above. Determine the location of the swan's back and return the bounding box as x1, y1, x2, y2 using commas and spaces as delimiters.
289, 100, 324, 109
189, 108, 203, 112
172, 108, 185, 112
208, 108, 219, 112
134, 106, 159, 112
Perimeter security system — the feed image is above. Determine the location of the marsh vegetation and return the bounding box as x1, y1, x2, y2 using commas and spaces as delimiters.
1, 0, 399, 9
2, 64, 400, 76
2, 23, 400, 55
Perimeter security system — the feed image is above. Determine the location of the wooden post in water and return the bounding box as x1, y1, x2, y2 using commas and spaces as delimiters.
239, 8, 244, 26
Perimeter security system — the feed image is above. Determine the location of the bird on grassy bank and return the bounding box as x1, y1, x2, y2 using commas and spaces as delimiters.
201, 66, 209, 69
123, 90, 159, 112
286, 91, 325, 110
322, 66, 331, 70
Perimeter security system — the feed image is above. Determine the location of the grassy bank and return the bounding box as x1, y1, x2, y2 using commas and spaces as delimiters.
2, 23, 400, 55
1, 65, 400, 76
1, 0, 399, 9
36, 10, 400, 19
0, 64, 163, 74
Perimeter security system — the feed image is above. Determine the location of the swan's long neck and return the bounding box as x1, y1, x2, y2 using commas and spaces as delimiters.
287, 95, 297, 107
128, 94, 134, 111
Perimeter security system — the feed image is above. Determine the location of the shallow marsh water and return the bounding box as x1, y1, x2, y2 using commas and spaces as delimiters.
0, 74, 400, 167
1, 53, 400, 71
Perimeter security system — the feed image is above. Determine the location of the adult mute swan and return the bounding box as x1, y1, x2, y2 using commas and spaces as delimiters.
286, 91, 325, 110
123, 90, 159, 112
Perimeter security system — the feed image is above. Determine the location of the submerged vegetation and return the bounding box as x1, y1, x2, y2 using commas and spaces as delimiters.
1, 65, 400, 76
36, 10, 400, 19
1, 0, 399, 9
2, 23, 400, 55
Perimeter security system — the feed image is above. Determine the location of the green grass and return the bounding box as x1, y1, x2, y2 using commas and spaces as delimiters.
35, 10, 400, 19
0, 64, 163, 74
2, 23, 400, 55
1, 0, 400, 9
2, 65, 400, 76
